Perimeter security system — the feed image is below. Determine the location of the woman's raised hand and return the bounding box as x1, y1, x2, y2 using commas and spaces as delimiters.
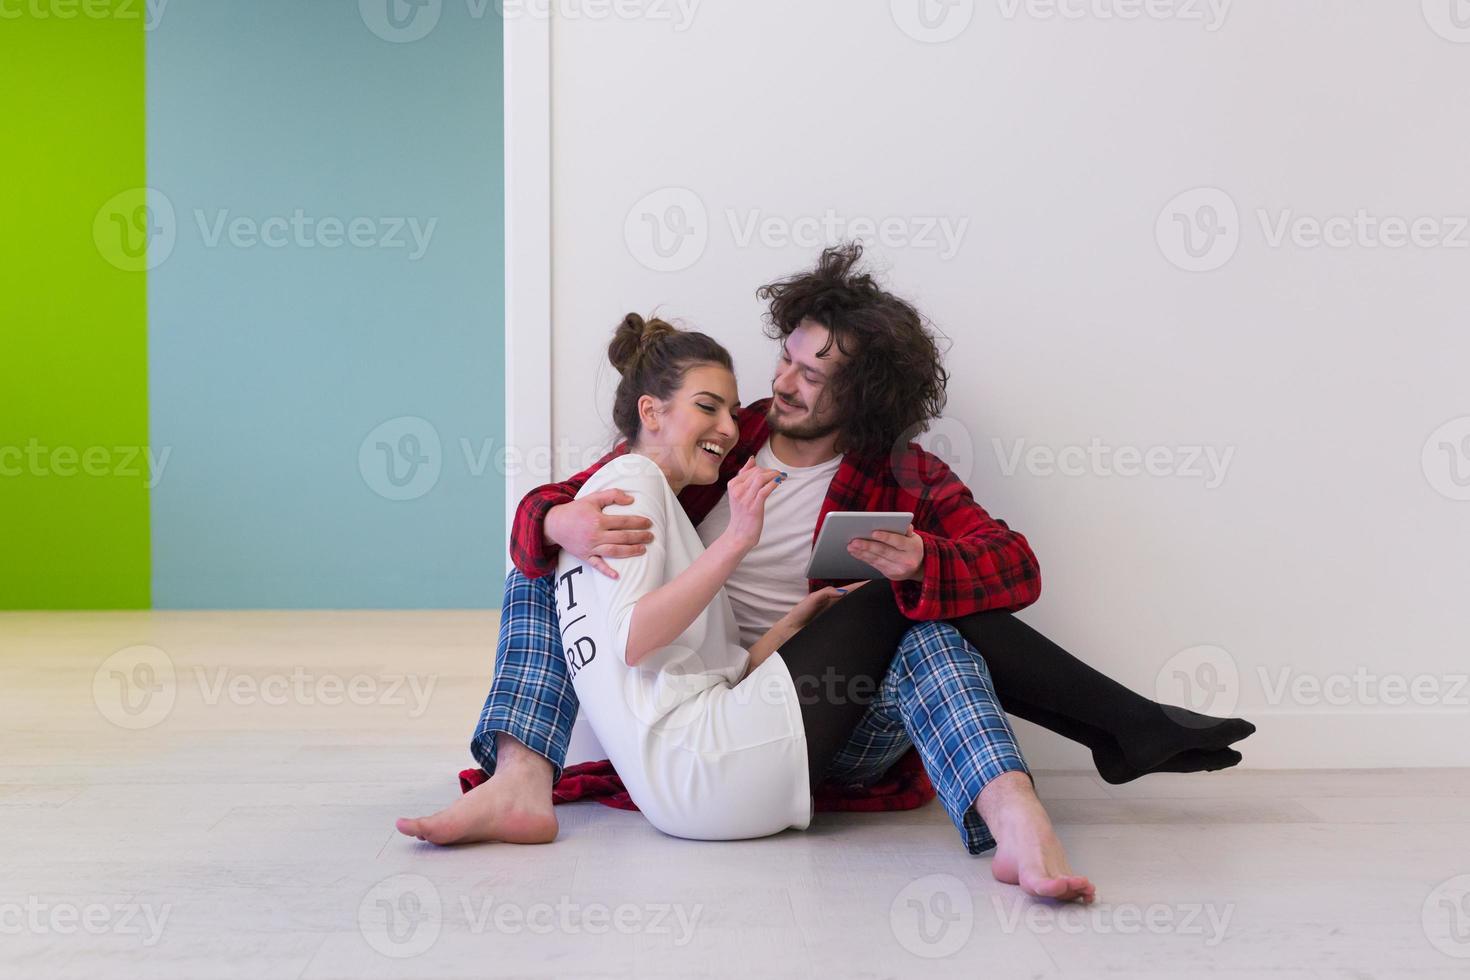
719, 457, 784, 554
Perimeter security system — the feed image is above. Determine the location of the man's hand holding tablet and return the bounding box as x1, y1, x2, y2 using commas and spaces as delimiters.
805, 511, 922, 581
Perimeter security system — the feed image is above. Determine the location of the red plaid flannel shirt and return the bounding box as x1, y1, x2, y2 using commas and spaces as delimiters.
509, 398, 1041, 619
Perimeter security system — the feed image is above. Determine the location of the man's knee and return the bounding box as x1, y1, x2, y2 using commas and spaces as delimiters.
900, 620, 963, 651
900, 621, 992, 674
504, 566, 558, 600
496, 569, 566, 661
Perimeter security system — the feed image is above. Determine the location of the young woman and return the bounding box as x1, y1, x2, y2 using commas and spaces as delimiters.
551, 314, 912, 840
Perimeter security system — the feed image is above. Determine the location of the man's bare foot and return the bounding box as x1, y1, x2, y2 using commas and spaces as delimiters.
395, 734, 558, 846
977, 771, 1095, 904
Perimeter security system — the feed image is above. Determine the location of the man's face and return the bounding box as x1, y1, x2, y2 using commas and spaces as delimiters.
767, 318, 846, 441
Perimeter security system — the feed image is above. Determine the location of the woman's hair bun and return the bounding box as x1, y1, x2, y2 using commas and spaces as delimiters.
608, 312, 676, 375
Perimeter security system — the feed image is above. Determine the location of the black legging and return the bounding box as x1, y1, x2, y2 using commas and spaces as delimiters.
775, 584, 1255, 787
773, 583, 917, 789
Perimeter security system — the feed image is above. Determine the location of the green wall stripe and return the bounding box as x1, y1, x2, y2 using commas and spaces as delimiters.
0, 4, 151, 609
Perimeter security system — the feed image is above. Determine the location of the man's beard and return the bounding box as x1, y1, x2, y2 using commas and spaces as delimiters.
766, 400, 840, 442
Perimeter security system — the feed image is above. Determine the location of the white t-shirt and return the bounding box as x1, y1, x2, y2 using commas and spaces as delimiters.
554, 452, 812, 842
697, 439, 843, 647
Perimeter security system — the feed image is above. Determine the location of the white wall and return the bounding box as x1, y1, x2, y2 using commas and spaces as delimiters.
542, 0, 1470, 768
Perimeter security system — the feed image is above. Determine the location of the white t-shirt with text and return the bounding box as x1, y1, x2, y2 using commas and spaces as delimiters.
555, 452, 812, 841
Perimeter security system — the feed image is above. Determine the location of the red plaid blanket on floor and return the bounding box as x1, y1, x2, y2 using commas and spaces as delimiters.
459, 747, 935, 813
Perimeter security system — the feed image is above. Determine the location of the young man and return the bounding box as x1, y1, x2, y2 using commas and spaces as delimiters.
399, 245, 1253, 903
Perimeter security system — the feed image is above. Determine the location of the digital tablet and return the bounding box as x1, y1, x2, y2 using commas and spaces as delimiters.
804, 511, 915, 580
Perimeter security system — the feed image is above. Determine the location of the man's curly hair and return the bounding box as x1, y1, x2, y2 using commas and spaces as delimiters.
756, 242, 949, 459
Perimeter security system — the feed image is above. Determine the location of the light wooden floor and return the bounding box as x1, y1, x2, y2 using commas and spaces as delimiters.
3, 611, 1468, 979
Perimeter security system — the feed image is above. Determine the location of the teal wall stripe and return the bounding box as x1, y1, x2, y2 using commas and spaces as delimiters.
146, 1, 505, 608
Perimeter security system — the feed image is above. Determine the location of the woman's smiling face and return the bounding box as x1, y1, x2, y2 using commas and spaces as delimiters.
633, 363, 741, 489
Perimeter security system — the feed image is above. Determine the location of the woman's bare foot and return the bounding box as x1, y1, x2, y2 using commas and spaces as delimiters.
977, 771, 1095, 904
396, 734, 558, 846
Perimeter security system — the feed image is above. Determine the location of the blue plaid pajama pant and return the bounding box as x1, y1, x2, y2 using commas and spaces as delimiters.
473, 569, 1029, 854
